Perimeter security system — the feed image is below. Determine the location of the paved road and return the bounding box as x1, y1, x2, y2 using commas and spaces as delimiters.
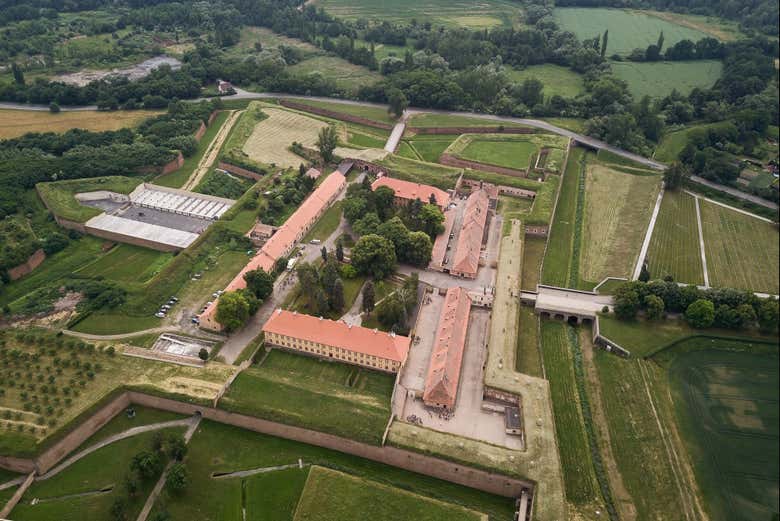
690, 175, 779, 210
384, 112, 408, 153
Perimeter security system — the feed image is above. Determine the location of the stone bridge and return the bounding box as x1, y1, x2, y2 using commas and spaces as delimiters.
522, 285, 613, 324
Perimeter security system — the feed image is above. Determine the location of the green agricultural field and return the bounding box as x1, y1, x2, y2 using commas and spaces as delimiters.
666, 345, 778, 521
153, 420, 517, 520
553, 8, 709, 56
612, 60, 723, 99
407, 113, 527, 129
646, 190, 704, 285
76, 244, 173, 284
291, 99, 397, 125
699, 200, 779, 294
36, 176, 143, 223
293, 466, 484, 521
153, 110, 231, 189
507, 64, 586, 99
540, 321, 601, 506
288, 55, 382, 93
406, 135, 458, 163
456, 136, 538, 170
220, 350, 394, 444
515, 307, 542, 377
579, 162, 662, 286
10, 427, 184, 521
542, 147, 584, 287
521, 235, 546, 290
317, 0, 522, 28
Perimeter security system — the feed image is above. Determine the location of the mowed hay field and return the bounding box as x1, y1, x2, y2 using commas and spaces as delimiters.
507, 64, 585, 99
553, 8, 709, 56
315, 0, 521, 28
699, 200, 779, 294
612, 60, 723, 99
75, 243, 173, 284
288, 55, 382, 92
580, 164, 662, 284
647, 190, 704, 285
293, 466, 485, 521
668, 346, 779, 521
457, 136, 538, 170
0, 109, 161, 139
242, 107, 327, 168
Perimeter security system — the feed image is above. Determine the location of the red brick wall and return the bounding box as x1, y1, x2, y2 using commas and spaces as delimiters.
7, 249, 46, 281
193, 121, 207, 142
440, 153, 528, 178
218, 161, 264, 180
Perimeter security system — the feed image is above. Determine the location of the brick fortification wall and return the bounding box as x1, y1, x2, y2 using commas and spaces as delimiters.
7, 249, 46, 281
193, 121, 208, 142
280, 99, 394, 130
440, 153, 528, 178
2, 391, 533, 500
138, 151, 184, 175
218, 161, 264, 180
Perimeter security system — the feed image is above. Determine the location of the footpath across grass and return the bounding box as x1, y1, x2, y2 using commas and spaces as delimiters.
220, 350, 394, 444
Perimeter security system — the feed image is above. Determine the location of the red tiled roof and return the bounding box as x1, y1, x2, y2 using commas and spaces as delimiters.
371, 177, 450, 208
263, 309, 410, 363
423, 287, 471, 408
429, 209, 454, 270
451, 189, 489, 277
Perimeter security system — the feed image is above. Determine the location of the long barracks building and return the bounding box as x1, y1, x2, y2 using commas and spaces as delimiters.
262, 309, 411, 373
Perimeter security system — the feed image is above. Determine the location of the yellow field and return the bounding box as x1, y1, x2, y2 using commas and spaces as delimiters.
580, 165, 662, 283
242, 107, 329, 168
0, 109, 162, 139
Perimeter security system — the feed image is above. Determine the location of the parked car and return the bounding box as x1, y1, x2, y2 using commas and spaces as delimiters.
155, 312, 166, 318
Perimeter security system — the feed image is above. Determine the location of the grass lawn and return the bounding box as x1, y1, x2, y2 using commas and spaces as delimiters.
288, 55, 382, 94
153, 420, 516, 520
579, 162, 662, 285
407, 135, 458, 163
75, 243, 173, 284
303, 201, 343, 243
153, 110, 231, 189
81, 405, 186, 447
377, 154, 462, 190
457, 136, 538, 170
541, 147, 584, 287
554, 7, 709, 56
316, 0, 522, 28
521, 235, 546, 290
646, 190, 704, 285
36, 176, 143, 222
246, 467, 310, 520
654, 123, 718, 163
665, 344, 779, 521
699, 200, 779, 294
395, 140, 419, 160
507, 64, 585, 99
407, 113, 527, 129
220, 350, 394, 444
71, 313, 162, 334
293, 466, 484, 520
612, 60, 723, 99
515, 307, 542, 377
292, 99, 397, 125
539, 321, 602, 506
10, 427, 184, 521
0, 109, 161, 140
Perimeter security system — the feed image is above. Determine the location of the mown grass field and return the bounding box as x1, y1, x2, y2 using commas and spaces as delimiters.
0, 109, 161, 139
699, 200, 779, 294
540, 321, 602, 506
406, 135, 458, 163
317, 0, 522, 28
288, 55, 383, 92
515, 307, 542, 377
647, 190, 704, 285
507, 64, 585, 99
666, 345, 779, 521
407, 113, 527, 128
243, 107, 327, 168
541, 147, 584, 287
293, 99, 397, 125
293, 466, 484, 521
220, 350, 394, 444
553, 8, 709, 56
612, 60, 723, 99
76, 243, 173, 284
152, 420, 517, 521
10, 427, 184, 521
245, 467, 310, 520
579, 163, 662, 285
302, 201, 343, 243
36, 176, 143, 222
457, 136, 538, 170
521, 235, 546, 291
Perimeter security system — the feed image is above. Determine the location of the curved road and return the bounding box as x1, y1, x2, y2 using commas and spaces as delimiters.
0, 88, 665, 170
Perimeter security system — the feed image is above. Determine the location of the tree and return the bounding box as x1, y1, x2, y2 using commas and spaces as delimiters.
638, 263, 651, 282
644, 294, 665, 320
685, 299, 715, 328
377, 293, 405, 329
165, 463, 188, 494
387, 87, 408, 117
330, 277, 345, 311
416, 204, 445, 237
321, 246, 328, 262
110, 497, 128, 521
336, 240, 344, 262
757, 299, 779, 333
353, 213, 381, 236
663, 162, 690, 190
198, 348, 208, 361
614, 287, 640, 320
403, 231, 433, 266
49, 102, 60, 114
377, 217, 410, 253
351, 234, 397, 279
11, 63, 24, 85
243, 269, 274, 301
373, 186, 396, 220
657, 31, 665, 53
317, 126, 338, 163
362, 280, 375, 314
601, 30, 609, 58
215, 291, 251, 332
131, 451, 163, 480
166, 434, 188, 461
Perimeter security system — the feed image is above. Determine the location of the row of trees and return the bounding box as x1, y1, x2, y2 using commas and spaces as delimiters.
214, 268, 274, 332
613, 279, 779, 333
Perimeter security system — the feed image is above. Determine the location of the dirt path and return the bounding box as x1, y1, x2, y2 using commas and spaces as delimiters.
693, 195, 710, 288
631, 184, 665, 280
212, 461, 304, 479
182, 110, 242, 191
579, 330, 636, 521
